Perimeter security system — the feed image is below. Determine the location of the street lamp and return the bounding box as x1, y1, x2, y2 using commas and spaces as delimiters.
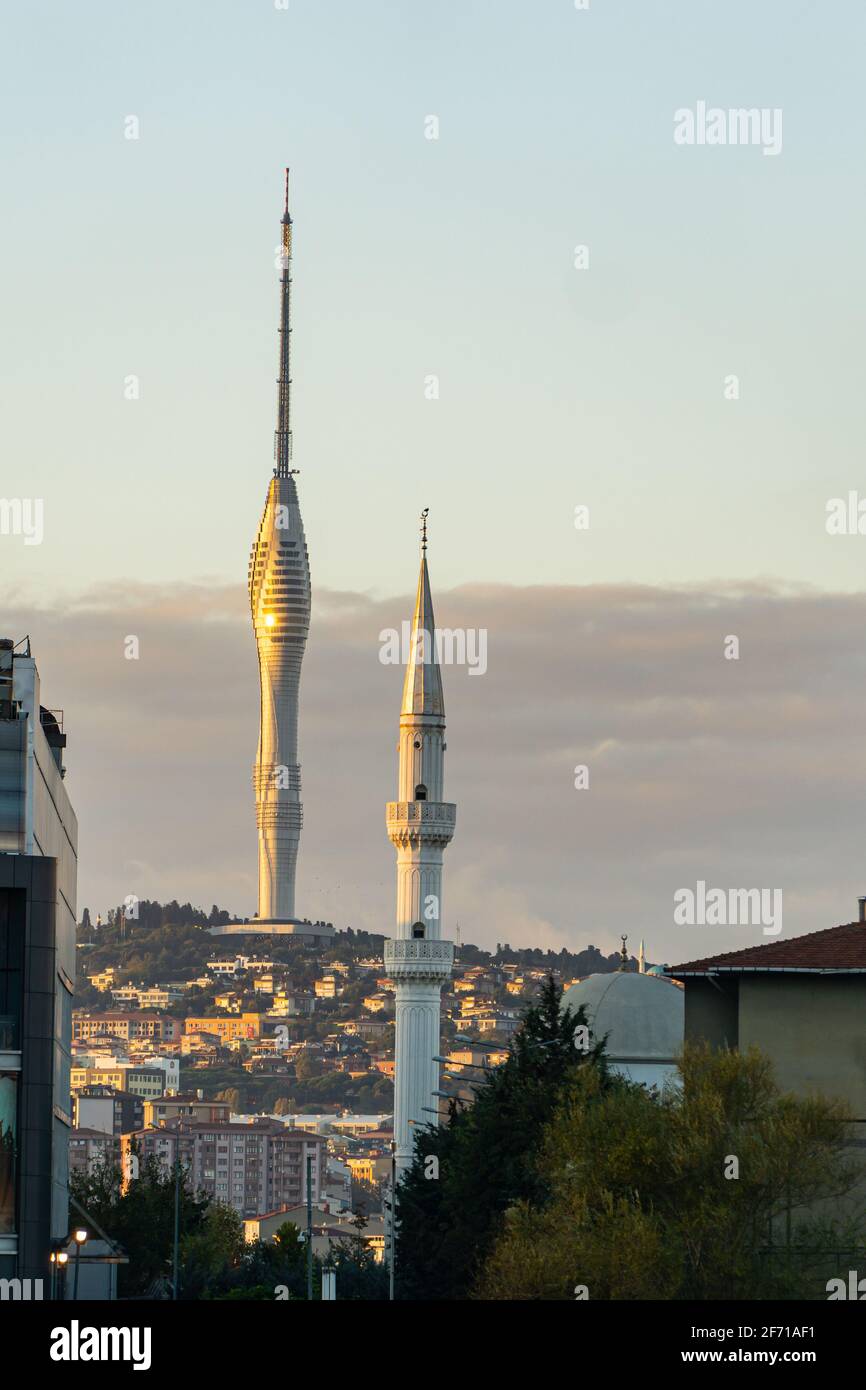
72, 1227, 88, 1300
56, 1248, 69, 1301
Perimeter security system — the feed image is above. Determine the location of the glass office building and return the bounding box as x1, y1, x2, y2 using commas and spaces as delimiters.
0, 638, 77, 1282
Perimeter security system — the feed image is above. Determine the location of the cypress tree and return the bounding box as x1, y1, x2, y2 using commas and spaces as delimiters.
395, 975, 607, 1299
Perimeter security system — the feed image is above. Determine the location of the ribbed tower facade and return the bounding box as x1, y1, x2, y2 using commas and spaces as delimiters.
249, 172, 311, 923
385, 515, 456, 1176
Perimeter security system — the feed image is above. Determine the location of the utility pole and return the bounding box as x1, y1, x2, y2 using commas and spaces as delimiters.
388, 1139, 396, 1301
172, 1149, 181, 1300
306, 1153, 313, 1300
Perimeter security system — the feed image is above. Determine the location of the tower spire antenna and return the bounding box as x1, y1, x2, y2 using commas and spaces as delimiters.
274, 167, 294, 478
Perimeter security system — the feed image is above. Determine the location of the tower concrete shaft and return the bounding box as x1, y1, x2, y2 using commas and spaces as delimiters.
249, 172, 311, 922
385, 521, 456, 1175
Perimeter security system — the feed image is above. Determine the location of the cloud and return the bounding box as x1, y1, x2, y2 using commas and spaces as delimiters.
7, 577, 866, 960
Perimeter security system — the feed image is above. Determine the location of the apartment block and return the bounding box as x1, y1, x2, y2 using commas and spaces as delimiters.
123, 1119, 326, 1218
72, 1011, 181, 1043
184, 1013, 261, 1042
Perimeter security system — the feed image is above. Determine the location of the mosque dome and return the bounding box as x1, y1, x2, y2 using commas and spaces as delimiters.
561, 970, 684, 1087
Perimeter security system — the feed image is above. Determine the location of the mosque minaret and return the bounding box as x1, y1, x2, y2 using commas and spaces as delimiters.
385, 512, 457, 1175
248, 171, 312, 926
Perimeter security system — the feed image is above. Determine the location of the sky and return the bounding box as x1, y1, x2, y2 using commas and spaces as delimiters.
3, 1, 866, 957
8, 578, 866, 964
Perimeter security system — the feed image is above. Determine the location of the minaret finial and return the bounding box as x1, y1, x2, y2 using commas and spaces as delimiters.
618, 934, 629, 971
420, 507, 429, 554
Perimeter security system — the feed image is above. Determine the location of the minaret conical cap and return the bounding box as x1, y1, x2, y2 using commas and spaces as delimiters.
401, 512, 444, 718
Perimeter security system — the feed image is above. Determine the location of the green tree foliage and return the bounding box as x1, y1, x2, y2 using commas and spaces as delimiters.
70, 1155, 210, 1298
204, 1220, 388, 1301
71, 1160, 390, 1300
328, 1211, 389, 1300
179, 1203, 246, 1300
476, 1044, 864, 1300
294, 1051, 324, 1082
395, 976, 607, 1300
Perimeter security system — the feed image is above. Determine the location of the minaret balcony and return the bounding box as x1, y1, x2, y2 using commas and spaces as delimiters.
384, 937, 454, 983
386, 800, 456, 848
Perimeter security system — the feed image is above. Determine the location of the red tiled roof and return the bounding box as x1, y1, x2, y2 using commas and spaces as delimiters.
668, 920, 866, 974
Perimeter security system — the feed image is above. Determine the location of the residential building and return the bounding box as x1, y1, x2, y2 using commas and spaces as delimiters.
184, 1013, 261, 1042
362, 994, 389, 1013
71, 1065, 165, 1099
68, 1128, 114, 1176
72, 1011, 181, 1043
268, 990, 314, 1017
345, 1153, 392, 1185
476, 1012, 521, 1035
143, 1093, 231, 1128
123, 1119, 326, 1218
73, 1086, 144, 1137
667, 907, 866, 1119
87, 967, 116, 993
244, 1203, 385, 1262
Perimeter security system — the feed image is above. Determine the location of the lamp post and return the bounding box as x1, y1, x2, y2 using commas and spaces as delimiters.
57, 1249, 69, 1301
306, 1153, 313, 1301
72, 1227, 88, 1300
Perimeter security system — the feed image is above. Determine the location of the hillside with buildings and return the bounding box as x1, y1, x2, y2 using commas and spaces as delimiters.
67, 902, 631, 1265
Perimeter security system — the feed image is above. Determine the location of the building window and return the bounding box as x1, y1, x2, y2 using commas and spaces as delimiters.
0, 1073, 18, 1235
414, 784, 427, 800
0, 892, 24, 1051
412, 923, 425, 940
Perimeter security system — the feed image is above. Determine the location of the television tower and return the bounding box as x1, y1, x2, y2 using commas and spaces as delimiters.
249, 170, 311, 923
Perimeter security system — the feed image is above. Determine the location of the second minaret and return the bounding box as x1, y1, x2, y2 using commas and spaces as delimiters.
385, 512, 456, 1176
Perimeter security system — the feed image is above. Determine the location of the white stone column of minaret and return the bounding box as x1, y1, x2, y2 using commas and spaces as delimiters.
385, 511, 456, 1177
